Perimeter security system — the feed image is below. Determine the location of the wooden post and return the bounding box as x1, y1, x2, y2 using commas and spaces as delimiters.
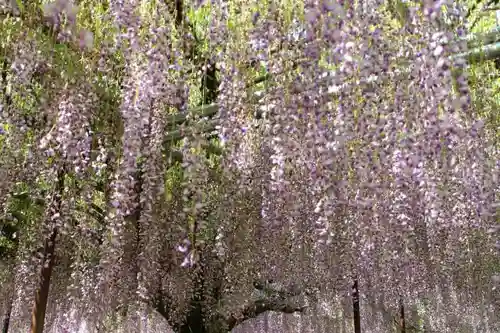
352, 279, 361, 333
30, 169, 65, 333
29, 228, 58, 333
399, 298, 406, 333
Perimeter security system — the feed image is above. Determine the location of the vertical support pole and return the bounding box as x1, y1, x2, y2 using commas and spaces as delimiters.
30, 227, 58, 333
399, 298, 406, 333
352, 279, 361, 333
30, 169, 65, 333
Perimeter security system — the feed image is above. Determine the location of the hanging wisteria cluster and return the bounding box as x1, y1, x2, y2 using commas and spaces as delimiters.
217, 0, 498, 331
0, 0, 498, 332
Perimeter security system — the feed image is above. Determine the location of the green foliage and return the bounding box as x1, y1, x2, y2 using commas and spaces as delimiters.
0, 184, 45, 262
467, 3, 500, 142
387, 0, 410, 26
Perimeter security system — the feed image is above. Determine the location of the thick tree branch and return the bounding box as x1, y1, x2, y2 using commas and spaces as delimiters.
226, 281, 308, 331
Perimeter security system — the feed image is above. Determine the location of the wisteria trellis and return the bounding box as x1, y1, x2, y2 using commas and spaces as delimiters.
0, 0, 498, 332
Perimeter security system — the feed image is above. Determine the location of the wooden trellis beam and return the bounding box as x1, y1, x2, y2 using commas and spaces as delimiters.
458, 26, 500, 48
164, 26, 500, 162
452, 41, 500, 62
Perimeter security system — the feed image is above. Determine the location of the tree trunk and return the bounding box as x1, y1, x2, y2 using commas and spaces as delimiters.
155, 250, 307, 333
30, 169, 65, 333
178, 306, 206, 333
177, 261, 209, 333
